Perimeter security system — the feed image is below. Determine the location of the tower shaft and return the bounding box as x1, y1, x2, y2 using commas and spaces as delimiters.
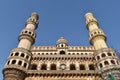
85, 13, 107, 50
3, 12, 39, 80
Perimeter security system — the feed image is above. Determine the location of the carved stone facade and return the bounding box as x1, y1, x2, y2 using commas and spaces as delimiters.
2, 12, 120, 80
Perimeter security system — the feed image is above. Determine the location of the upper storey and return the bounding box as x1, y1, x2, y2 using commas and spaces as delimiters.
31, 37, 95, 55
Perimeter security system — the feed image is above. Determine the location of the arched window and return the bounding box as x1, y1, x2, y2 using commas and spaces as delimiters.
101, 53, 106, 58
108, 53, 112, 56
97, 56, 100, 60
89, 64, 95, 70
21, 53, 25, 57
24, 63, 27, 68
70, 64, 76, 70
99, 63, 103, 68
11, 60, 16, 64
41, 64, 47, 70
50, 64, 56, 70
18, 61, 22, 65
60, 51, 65, 55
104, 61, 109, 65
11, 53, 13, 56
7, 61, 10, 65
31, 64, 37, 70
111, 60, 115, 64
80, 64, 85, 70
15, 52, 19, 56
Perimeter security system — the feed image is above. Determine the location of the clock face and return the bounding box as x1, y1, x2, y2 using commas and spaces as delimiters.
60, 64, 66, 70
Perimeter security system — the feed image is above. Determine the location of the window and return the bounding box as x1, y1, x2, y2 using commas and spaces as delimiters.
7, 61, 10, 65
80, 64, 85, 70
89, 64, 95, 70
104, 61, 109, 65
18, 61, 22, 65
15, 52, 19, 56
24, 63, 27, 68
101, 53, 106, 58
99, 63, 103, 68
41, 64, 47, 70
21, 53, 25, 57
11, 60, 16, 64
97, 56, 100, 60
50, 64, 56, 70
31, 64, 37, 70
59, 51, 65, 55
26, 55, 29, 59
111, 60, 115, 64
108, 53, 112, 56
11, 53, 13, 56
70, 64, 76, 70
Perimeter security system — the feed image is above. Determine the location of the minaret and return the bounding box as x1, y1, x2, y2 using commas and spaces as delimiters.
85, 13, 120, 80
85, 13, 107, 50
3, 12, 39, 80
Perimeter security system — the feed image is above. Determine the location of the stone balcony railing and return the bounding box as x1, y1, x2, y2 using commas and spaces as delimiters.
27, 70, 99, 75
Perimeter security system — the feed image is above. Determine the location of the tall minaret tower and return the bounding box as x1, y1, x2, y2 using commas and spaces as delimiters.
85, 13, 120, 80
3, 12, 39, 80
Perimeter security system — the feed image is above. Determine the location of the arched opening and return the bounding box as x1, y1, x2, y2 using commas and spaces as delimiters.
31, 64, 37, 70
50, 64, 56, 70
59, 51, 65, 55
7, 61, 10, 65
24, 63, 27, 68
18, 61, 22, 65
97, 56, 100, 60
104, 61, 109, 65
101, 53, 106, 58
99, 63, 103, 68
11, 60, 16, 64
15, 52, 19, 56
111, 60, 115, 64
21, 53, 25, 57
70, 64, 76, 70
89, 64, 95, 70
41, 64, 47, 70
80, 64, 85, 70
108, 53, 112, 56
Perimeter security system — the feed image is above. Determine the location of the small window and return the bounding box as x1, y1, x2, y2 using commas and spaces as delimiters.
24, 63, 27, 68
26, 55, 29, 59
25, 31, 27, 33
104, 61, 109, 65
12, 60, 16, 64
80, 64, 85, 70
111, 60, 115, 64
7, 61, 10, 65
21, 53, 25, 57
15, 52, 19, 56
101, 53, 106, 57
89, 64, 95, 70
11, 53, 13, 56
41, 64, 47, 70
70, 64, 76, 70
50, 64, 56, 70
31, 64, 37, 70
29, 32, 31, 34
59, 51, 65, 55
99, 63, 103, 68
61, 44, 64, 47
108, 53, 112, 56
18, 61, 22, 65
97, 56, 100, 60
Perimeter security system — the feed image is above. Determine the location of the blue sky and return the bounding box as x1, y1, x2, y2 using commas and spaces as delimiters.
1, 0, 120, 79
